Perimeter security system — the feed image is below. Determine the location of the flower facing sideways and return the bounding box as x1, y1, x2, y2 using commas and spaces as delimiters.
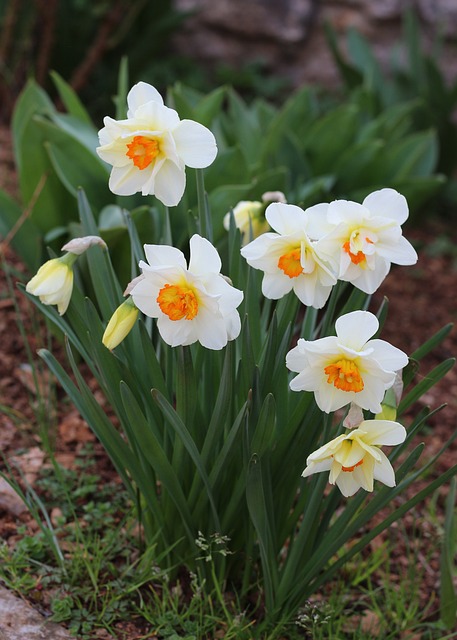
26, 236, 106, 315
316, 188, 418, 294
302, 419, 407, 497
286, 310, 408, 414
129, 234, 243, 349
96, 82, 217, 207
240, 202, 337, 309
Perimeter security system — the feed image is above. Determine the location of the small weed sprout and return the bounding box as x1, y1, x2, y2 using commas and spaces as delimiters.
195, 531, 233, 563
295, 599, 333, 632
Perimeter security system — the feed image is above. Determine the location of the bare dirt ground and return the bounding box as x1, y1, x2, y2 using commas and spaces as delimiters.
0, 124, 456, 636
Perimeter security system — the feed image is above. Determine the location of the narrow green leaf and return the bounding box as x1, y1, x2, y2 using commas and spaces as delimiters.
246, 454, 277, 610
398, 358, 455, 415
152, 389, 221, 531
120, 382, 195, 543
50, 71, 93, 125
440, 477, 457, 629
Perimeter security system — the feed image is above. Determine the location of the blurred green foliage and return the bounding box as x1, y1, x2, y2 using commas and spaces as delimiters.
325, 10, 457, 214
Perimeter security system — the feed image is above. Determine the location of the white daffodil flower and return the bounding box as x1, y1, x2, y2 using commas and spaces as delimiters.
315, 188, 418, 294
302, 419, 407, 497
286, 310, 408, 414
129, 234, 243, 350
240, 202, 337, 309
26, 253, 77, 315
96, 82, 218, 207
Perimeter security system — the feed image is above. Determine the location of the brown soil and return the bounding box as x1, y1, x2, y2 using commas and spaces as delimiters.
0, 127, 456, 637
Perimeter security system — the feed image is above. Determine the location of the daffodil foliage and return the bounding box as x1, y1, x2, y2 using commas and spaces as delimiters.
23, 81, 457, 628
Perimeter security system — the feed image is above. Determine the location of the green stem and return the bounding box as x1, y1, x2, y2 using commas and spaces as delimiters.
196, 168, 212, 242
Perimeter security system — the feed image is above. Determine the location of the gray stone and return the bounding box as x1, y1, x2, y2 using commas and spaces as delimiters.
0, 586, 73, 640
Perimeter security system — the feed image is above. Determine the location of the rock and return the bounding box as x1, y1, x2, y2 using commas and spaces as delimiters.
0, 586, 73, 639
0, 478, 27, 517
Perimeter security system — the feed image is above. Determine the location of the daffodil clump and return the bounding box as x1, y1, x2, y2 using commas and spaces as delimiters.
24, 81, 456, 626
25, 81, 420, 498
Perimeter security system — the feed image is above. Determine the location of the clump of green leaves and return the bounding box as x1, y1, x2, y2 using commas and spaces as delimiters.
326, 10, 457, 217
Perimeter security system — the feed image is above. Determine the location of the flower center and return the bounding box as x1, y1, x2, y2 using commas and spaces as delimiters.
324, 359, 364, 393
343, 232, 374, 265
157, 284, 199, 321
278, 248, 303, 278
126, 135, 160, 170
341, 458, 364, 472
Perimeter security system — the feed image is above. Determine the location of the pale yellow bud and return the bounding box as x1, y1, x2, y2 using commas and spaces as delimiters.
102, 298, 139, 350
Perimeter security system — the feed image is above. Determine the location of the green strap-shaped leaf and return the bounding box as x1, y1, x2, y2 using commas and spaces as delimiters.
440, 477, 457, 629
152, 389, 221, 531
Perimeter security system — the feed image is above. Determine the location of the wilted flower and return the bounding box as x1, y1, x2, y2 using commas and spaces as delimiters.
26, 254, 76, 315
315, 188, 418, 294
61, 235, 107, 255
302, 419, 407, 497
96, 82, 217, 207
240, 202, 337, 308
102, 297, 139, 350
129, 234, 243, 349
286, 310, 408, 414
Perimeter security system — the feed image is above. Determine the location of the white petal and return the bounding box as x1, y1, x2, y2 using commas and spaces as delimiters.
194, 311, 229, 350
362, 188, 409, 225
344, 259, 390, 294
303, 203, 333, 239
360, 420, 407, 446
335, 310, 379, 350
335, 472, 361, 497
188, 234, 221, 275
143, 245, 187, 270
224, 310, 242, 340
134, 100, 180, 131
314, 384, 351, 413
293, 272, 333, 309
326, 200, 368, 225
265, 202, 307, 236
367, 339, 408, 372
203, 273, 244, 315
373, 450, 396, 486
172, 119, 217, 168
354, 455, 375, 491
285, 342, 309, 373
306, 434, 348, 462
108, 164, 151, 196
261, 272, 294, 299
153, 160, 186, 207
127, 82, 164, 116
301, 458, 332, 478
157, 316, 195, 347
334, 440, 365, 468
240, 233, 282, 265
376, 235, 418, 266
